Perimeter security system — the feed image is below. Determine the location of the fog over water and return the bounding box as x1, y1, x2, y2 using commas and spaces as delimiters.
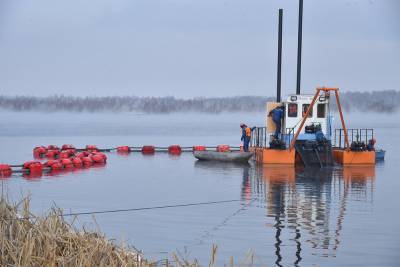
1, 90, 399, 113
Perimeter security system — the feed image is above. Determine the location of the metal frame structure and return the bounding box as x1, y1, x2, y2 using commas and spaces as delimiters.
334, 129, 374, 149
251, 128, 295, 148
289, 87, 350, 151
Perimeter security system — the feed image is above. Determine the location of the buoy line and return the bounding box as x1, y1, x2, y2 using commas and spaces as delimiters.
0, 143, 243, 179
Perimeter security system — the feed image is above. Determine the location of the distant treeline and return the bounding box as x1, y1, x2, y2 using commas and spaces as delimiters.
0, 90, 398, 113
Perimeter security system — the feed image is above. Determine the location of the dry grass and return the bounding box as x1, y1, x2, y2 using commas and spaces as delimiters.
0, 196, 264, 267
0, 196, 155, 267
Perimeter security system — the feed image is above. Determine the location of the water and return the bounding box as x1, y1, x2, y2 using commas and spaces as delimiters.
0, 111, 399, 266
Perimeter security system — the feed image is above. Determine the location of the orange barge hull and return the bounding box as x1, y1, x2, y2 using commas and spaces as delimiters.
333, 149, 375, 165
254, 148, 295, 165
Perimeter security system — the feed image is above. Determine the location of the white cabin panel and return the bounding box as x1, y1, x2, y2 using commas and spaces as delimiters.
283, 94, 330, 137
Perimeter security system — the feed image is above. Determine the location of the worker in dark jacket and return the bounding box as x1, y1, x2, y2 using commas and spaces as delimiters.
240, 123, 253, 152
268, 106, 284, 138
367, 139, 376, 151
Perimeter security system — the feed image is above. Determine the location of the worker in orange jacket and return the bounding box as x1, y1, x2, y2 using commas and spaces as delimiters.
240, 123, 253, 152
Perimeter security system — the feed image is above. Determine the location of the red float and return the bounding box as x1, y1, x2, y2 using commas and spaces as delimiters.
91, 154, 106, 164
60, 151, 71, 159
65, 148, 76, 155
75, 152, 88, 158
44, 160, 59, 167
216, 145, 230, 152
45, 149, 60, 159
61, 158, 74, 169
71, 157, 83, 168
23, 161, 40, 169
0, 164, 12, 178
28, 162, 43, 176
86, 145, 98, 152
62, 144, 75, 150
141, 146, 155, 154
92, 152, 107, 160
168, 145, 182, 155
33, 146, 47, 159
47, 145, 59, 150
82, 156, 93, 167
193, 145, 206, 151
50, 162, 63, 171
117, 146, 131, 153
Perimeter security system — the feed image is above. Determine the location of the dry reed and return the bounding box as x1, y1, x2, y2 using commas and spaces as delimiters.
0, 196, 263, 267
0, 196, 154, 267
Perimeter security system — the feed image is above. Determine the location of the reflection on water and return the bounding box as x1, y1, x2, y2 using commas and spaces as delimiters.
194, 160, 251, 170
244, 165, 375, 266
194, 161, 376, 265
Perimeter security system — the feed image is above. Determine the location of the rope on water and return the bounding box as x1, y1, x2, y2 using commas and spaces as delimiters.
2, 198, 253, 221
61, 199, 246, 217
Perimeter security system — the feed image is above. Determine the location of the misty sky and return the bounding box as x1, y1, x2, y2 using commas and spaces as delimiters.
0, 0, 399, 98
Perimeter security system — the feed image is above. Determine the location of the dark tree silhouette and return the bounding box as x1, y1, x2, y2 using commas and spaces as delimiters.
0, 90, 398, 113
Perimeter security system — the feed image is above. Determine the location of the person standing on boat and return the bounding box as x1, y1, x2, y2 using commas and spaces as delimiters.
240, 123, 252, 152
268, 105, 284, 139
367, 138, 376, 151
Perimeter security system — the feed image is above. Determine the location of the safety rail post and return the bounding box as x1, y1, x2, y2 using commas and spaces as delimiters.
261, 127, 263, 147
356, 129, 359, 142
255, 129, 257, 147
351, 129, 354, 144
285, 127, 294, 149
334, 129, 336, 147
253, 128, 256, 147
254, 128, 258, 147
264, 127, 267, 148
334, 129, 337, 147
334, 89, 350, 150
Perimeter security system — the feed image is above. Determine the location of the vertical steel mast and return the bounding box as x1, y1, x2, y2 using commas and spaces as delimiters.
276, 9, 283, 102
296, 0, 304, 95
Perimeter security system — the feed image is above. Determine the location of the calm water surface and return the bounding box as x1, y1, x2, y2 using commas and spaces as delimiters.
0, 112, 399, 266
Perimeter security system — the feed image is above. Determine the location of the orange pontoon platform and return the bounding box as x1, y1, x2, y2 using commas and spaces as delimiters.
254, 147, 295, 165
333, 149, 375, 165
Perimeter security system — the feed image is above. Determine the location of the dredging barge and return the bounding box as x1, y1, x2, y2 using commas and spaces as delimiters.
251, 87, 381, 167
250, 5, 383, 167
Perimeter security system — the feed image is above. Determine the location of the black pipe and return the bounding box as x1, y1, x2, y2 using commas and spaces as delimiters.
296, 0, 303, 95
276, 9, 283, 103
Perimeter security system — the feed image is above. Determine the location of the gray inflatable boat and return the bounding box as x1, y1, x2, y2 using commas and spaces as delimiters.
193, 151, 253, 163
